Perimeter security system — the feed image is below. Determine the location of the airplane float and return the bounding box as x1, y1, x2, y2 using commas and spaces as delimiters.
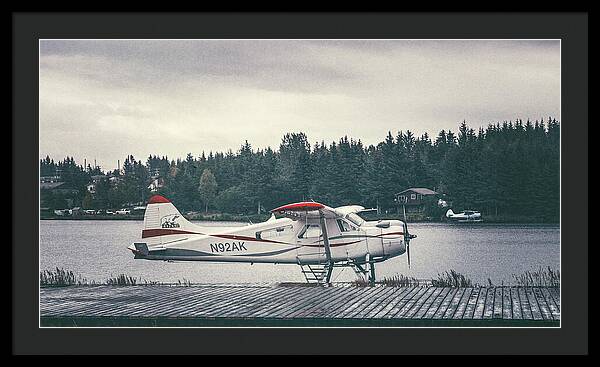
128, 195, 416, 285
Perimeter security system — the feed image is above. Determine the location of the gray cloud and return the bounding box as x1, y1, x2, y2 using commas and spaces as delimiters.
39, 40, 560, 171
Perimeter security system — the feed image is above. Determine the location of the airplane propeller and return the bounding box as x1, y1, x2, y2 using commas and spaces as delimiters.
402, 205, 417, 269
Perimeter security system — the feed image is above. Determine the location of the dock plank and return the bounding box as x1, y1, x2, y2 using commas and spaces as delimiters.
40, 285, 560, 325
381, 286, 422, 319
493, 287, 503, 319
392, 287, 430, 319
260, 287, 324, 318
452, 288, 472, 319
462, 287, 481, 319
422, 287, 449, 319
422, 287, 451, 319
443, 288, 466, 319
371, 286, 419, 319
220, 286, 301, 318
502, 286, 512, 319
281, 287, 344, 319
365, 287, 413, 319
412, 287, 443, 319
264, 286, 340, 319
166, 287, 237, 318
354, 286, 400, 319
333, 286, 384, 318
518, 287, 533, 320
472, 287, 488, 319
525, 287, 544, 321
541, 287, 560, 320
549, 287, 560, 311
510, 287, 522, 320
433, 288, 458, 319
156, 286, 243, 317
186, 287, 270, 318
405, 287, 437, 319
483, 287, 495, 319
231, 285, 306, 317
346, 285, 393, 318
316, 286, 371, 318
533, 287, 553, 321
299, 286, 365, 318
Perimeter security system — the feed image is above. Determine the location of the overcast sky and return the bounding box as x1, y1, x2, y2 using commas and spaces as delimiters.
39, 40, 560, 171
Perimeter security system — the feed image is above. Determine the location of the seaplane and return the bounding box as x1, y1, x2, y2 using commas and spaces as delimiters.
128, 195, 416, 285
445, 209, 483, 223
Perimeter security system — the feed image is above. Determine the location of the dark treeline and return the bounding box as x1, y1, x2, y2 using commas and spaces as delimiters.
40, 118, 560, 220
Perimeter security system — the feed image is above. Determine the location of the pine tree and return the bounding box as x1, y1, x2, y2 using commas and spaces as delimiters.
198, 169, 218, 212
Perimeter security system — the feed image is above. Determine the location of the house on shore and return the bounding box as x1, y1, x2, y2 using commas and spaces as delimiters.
394, 187, 441, 214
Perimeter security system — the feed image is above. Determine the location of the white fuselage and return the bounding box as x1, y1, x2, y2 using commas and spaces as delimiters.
130, 216, 407, 265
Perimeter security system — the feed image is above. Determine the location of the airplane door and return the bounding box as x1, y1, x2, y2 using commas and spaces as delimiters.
336, 218, 368, 261
296, 223, 327, 264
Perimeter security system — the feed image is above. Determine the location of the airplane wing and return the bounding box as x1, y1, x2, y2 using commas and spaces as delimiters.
271, 202, 373, 220
270, 201, 339, 219
334, 205, 366, 217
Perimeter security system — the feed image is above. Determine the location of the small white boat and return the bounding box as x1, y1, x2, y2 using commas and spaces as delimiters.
446, 209, 483, 223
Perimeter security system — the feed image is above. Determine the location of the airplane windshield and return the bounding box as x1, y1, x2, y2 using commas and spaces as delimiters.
346, 213, 364, 226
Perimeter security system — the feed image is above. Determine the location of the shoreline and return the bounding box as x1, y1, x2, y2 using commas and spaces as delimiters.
39, 215, 559, 225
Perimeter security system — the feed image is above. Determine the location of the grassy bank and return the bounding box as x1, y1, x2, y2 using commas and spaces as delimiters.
41, 267, 560, 288
40, 267, 192, 287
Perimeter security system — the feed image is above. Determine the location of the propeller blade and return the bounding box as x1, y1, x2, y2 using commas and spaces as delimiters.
402, 205, 411, 269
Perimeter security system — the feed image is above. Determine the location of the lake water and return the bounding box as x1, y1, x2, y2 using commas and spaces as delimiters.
40, 220, 560, 285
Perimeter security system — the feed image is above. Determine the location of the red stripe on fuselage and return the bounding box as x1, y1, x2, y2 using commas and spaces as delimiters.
141, 229, 289, 245
304, 240, 363, 248
211, 234, 288, 245
141, 228, 203, 238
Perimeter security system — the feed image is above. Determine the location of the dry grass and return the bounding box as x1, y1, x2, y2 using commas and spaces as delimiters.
351, 274, 423, 287
40, 267, 87, 287
379, 274, 423, 287
105, 274, 139, 286
41, 268, 173, 287
41, 266, 561, 288
511, 267, 560, 287
431, 270, 473, 288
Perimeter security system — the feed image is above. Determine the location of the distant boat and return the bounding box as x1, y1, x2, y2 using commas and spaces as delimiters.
445, 209, 483, 223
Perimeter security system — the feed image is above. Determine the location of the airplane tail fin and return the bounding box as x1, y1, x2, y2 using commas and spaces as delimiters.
141, 195, 201, 245
445, 209, 454, 218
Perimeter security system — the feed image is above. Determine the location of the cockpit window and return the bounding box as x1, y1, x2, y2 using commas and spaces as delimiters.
337, 219, 353, 232
346, 213, 364, 226
256, 225, 293, 240
298, 224, 322, 239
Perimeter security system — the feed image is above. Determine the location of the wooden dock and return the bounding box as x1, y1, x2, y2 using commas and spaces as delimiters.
40, 284, 560, 327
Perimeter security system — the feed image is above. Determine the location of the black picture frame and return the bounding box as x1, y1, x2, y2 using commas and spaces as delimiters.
13, 12, 588, 355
